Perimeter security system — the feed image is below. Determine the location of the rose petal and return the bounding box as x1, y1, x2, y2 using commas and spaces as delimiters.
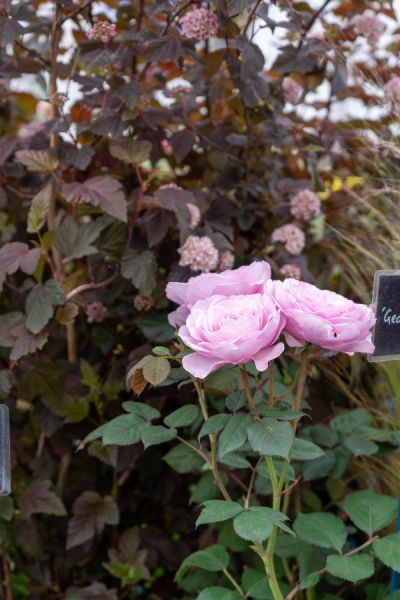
182, 352, 226, 379
253, 342, 285, 372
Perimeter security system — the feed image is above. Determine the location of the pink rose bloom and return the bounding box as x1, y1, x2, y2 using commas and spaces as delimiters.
166, 261, 271, 326
267, 279, 375, 354
179, 293, 285, 379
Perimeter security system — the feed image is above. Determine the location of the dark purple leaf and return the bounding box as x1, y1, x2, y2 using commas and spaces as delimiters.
171, 130, 196, 164
18, 479, 66, 517
62, 177, 127, 222
67, 491, 119, 549
0, 242, 41, 291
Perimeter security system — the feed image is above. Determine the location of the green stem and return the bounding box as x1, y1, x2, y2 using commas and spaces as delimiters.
223, 568, 246, 597
191, 377, 231, 501
240, 367, 257, 412
263, 458, 285, 600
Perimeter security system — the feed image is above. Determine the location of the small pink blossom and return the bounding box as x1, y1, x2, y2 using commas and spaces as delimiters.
267, 279, 375, 354
271, 224, 305, 256
86, 301, 108, 323
178, 235, 219, 273
290, 189, 321, 221
166, 261, 271, 326
218, 250, 235, 271
161, 140, 172, 152
350, 13, 385, 45
134, 294, 154, 312
187, 203, 201, 229
179, 8, 219, 41
280, 264, 301, 279
89, 21, 117, 43
179, 293, 285, 378
282, 78, 302, 104
384, 77, 400, 106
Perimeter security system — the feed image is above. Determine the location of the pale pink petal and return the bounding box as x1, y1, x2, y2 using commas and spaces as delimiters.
166, 281, 188, 305
168, 305, 190, 327
285, 332, 304, 348
253, 342, 285, 372
182, 352, 226, 379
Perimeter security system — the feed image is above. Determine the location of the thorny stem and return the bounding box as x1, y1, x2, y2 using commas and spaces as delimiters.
191, 377, 231, 501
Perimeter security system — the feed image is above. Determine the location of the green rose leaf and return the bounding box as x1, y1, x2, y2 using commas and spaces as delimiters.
326, 554, 374, 583
373, 534, 400, 571
291, 438, 325, 461
196, 500, 243, 526
247, 419, 294, 459
294, 512, 347, 551
164, 404, 199, 428
197, 587, 242, 600
342, 490, 397, 535
176, 545, 230, 582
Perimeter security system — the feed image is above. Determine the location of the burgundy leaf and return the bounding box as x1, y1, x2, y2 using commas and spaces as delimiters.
67, 491, 119, 549
62, 176, 127, 222
0, 243, 41, 291
18, 479, 67, 517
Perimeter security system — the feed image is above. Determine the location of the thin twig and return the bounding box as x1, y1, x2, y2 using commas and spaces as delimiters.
285, 535, 379, 600
66, 274, 118, 301
60, 0, 95, 25
298, 0, 333, 50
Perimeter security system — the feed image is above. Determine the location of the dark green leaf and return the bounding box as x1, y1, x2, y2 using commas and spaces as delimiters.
343, 490, 397, 535
218, 414, 252, 459
141, 424, 176, 448
294, 513, 347, 551
326, 554, 374, 583
247, 419, 294, 459
292, 438, 325, 461
196, 501, 243, 526
373, 534, 400, 571
164, 404, 199, 428
164, 442, 204, 473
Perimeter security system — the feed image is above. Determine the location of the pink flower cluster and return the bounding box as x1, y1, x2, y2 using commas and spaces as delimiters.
282, 78, 302, 104
271, 224, 305, 255
350, 13, 385, 45
179, 8, 219, 41
290, 189, 321, 221
89, 21, 117, 43
166, 262, 375, 378
178, 235, 219, 272
384, 77, 400, 106
134, 294, 154, 312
